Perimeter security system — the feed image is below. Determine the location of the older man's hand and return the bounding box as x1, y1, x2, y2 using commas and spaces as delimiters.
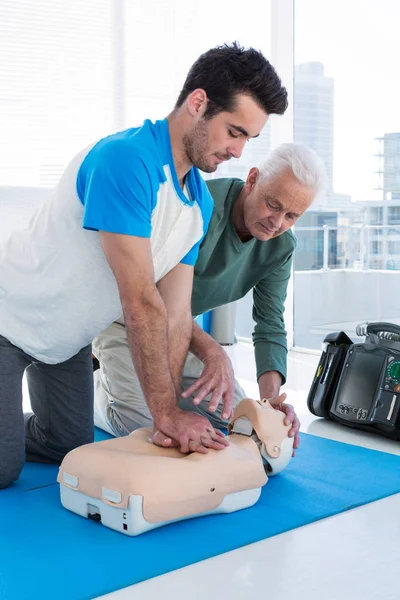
267, 392, 300, 456
181, 345, 235, 421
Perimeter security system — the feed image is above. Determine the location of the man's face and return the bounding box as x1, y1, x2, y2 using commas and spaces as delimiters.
240, 167, 316, 241
183, 94, 268, 173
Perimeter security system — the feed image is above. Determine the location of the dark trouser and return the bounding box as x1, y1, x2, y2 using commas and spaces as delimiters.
0, 335, 94, 489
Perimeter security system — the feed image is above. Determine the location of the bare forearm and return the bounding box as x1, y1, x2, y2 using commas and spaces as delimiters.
258, 370, 282, 400
190, 321, 221, 361
168, 312, 193, 395
123, 291, 177, 423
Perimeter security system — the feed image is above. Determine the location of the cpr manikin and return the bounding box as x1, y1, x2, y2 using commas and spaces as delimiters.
58, 397, 294, 536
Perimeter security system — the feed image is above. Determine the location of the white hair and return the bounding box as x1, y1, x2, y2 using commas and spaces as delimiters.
257, 142, 327, 198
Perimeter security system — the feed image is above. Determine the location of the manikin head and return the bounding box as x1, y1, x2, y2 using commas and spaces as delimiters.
232, 143, 327, 242
172, 42, 288, 173
229, 397, 295, 475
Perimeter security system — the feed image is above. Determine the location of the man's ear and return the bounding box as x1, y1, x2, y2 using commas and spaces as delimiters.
186, 88, 208, 118
246, 167, 259, 192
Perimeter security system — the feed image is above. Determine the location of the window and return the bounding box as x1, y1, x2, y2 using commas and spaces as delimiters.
1, 0, 273, 192
1, 0, 280, 343
294, 0, 400, 349
388, 207, 400, 224
370, 207, 383, 225
371, 241, 382, 255
0, 0, 273, 244
0, 0, 115, 188
123, 0, 273, 186
388, 241, 400, 255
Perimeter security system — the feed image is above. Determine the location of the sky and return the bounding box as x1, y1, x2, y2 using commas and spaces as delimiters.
295, 0, 400, 201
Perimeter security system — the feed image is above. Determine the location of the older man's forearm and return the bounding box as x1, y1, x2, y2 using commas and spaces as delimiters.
167, 311, 194, 396
258, 370, 283, 400
254, 338, 288, 384
189, 320, 222, 361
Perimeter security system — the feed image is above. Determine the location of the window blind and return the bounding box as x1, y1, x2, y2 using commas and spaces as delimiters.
0, 0, 117, 188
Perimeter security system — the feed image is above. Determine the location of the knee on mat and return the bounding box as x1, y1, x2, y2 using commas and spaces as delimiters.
60, 431, 95, 456
0, 461, 24, 489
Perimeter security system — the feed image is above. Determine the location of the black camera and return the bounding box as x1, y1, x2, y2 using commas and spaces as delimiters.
307, 322, 400, 440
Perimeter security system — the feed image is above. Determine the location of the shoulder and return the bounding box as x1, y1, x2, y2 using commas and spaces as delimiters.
78, 121, 166, 189
205, 177, 243, 220
206, 177, 242, 201
89, 122, 159, 167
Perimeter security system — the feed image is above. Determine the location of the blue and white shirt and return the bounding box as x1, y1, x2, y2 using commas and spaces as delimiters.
0, 119, 213, 363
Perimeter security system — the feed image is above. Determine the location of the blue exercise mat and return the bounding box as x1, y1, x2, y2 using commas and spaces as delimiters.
0, 430, 109, 505
0, 433, 399, 600
0, 462, 57, 500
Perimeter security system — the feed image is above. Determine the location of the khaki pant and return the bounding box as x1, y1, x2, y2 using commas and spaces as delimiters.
92, 321, 246, 437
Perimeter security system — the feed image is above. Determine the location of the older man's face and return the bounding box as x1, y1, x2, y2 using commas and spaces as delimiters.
241, 167, 316, 241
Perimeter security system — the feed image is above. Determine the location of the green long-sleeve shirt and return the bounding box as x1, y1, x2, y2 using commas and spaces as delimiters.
191, 178, 296, 384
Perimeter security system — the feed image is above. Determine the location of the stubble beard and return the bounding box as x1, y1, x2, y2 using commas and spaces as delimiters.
183, 120, 217, 173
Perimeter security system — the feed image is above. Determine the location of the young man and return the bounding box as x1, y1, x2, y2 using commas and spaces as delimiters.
0, 42, 288, 488
92, 143, 326, 452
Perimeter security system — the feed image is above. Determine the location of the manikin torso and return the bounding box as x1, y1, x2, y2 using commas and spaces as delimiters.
58, 399, 294, 535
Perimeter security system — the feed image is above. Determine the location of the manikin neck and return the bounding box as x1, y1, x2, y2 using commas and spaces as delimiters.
231, 416, 254, 437
230, 416, 270, 470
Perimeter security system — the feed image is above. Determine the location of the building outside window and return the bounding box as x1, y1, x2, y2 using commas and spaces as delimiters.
293, 0, 400, 350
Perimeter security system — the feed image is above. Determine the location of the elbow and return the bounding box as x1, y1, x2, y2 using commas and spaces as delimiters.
122, 288, 167, 327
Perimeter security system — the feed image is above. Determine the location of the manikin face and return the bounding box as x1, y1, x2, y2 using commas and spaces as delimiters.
237, 167, 316, 241
183, 94, 268, 173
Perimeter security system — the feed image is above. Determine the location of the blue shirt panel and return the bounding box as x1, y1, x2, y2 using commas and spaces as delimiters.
76, 119, 214, 258
76, 121, 166, 237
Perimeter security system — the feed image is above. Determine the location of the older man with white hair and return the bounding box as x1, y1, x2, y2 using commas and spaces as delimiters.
93, 142, 326, 451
